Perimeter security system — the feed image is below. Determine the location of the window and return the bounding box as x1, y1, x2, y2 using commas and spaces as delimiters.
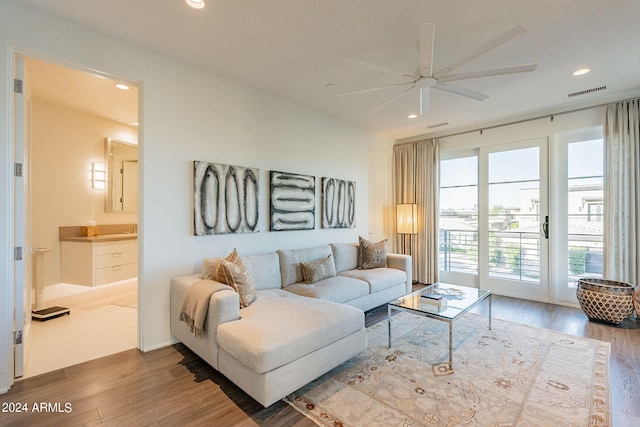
587, 202, 603, 222
439, 155, 478, 274
567, 138, 603, 281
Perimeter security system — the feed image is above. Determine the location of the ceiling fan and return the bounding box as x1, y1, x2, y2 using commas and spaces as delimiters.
340, 24, 537, 116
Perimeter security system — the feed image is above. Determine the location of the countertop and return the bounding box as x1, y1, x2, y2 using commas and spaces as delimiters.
59, 233, 138, 243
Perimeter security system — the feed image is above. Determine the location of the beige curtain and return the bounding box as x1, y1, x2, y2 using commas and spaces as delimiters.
393, 139, 440, 284
604, 99, 640, 285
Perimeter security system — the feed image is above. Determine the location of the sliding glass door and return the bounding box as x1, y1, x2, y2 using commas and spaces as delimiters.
479, 138, 549, 300
439, 128, 604, 304
552, 128, 604, 303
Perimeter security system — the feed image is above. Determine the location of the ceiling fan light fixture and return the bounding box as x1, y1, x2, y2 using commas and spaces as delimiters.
572, 68, 590, 76
185, 0, 205, 9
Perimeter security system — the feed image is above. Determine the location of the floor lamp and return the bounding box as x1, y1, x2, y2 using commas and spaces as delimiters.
396, 203, 418, 256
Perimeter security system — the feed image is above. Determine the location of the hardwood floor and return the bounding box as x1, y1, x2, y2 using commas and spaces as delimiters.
2, 295, 639, 426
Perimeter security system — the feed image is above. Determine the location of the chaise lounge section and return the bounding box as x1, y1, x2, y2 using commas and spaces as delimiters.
170, 242, 411, 406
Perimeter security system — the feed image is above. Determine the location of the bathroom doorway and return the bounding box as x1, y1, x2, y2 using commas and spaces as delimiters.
14, 54, 141, 379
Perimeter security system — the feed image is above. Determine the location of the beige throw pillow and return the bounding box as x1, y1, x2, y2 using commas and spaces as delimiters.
218, 259, 256, 308
300, 254, 337, 284
358, 236, 388, 269
210, 248, 241, 282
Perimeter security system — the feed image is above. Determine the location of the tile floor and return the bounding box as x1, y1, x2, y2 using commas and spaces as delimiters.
20, 280, 138, 379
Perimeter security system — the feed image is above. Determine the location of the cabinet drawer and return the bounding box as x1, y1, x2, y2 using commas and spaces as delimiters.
95, 263, 136, 285
95, 241, 136, 256
95, 251, 136, 268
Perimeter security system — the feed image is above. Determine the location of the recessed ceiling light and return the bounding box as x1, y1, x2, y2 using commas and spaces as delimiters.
115, 83, 130, 90
186, 0, 205, 9
572, 68, 590, 76
408, 114, 418, 119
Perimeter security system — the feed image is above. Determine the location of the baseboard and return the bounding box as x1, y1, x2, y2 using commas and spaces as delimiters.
140, 331, 177, 352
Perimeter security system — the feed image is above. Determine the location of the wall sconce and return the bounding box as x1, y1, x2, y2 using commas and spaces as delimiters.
92, 162, 105, 190
396, 203, 418, 256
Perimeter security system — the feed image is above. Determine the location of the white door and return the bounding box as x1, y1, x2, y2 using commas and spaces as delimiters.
479, 138, 549, 300
13, 55, 30, 378
552, 127, 604, 303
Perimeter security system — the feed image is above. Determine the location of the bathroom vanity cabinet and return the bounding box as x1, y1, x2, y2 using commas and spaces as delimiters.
60, 237, 137, 286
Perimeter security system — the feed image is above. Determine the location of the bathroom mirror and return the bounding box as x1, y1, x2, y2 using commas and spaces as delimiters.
105, 138, 138, 213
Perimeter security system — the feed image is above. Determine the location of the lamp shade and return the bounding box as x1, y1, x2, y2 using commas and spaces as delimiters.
396, 203, 418, 234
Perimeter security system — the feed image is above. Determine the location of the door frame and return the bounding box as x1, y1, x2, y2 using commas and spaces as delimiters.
8, 48, 143, 385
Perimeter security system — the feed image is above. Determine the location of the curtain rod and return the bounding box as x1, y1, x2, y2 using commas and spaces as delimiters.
397, 96, 640, 144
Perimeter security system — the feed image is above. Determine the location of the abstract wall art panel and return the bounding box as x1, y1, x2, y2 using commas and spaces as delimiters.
194, 161, 259, 235
321, 177, 356, 229
270, 171, 315, 231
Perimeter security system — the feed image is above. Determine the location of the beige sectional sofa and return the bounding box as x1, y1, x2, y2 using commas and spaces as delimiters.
170, 243, 411, 407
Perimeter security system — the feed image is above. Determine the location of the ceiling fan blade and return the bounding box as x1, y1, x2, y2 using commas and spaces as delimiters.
438, 64, 537, 83
434, 24, 528, 78
337, 81, 414, 96
370, 86, 415, 113
420, 87, 430, 116
420, 23, 435, 77
434, 83, 488, 101
345, 59, 408, 77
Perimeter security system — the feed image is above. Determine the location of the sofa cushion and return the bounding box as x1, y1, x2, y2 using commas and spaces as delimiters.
330, 243, 358, 273
358, 236, 388, 269
300, 254, 336, 284
216, 289, 364, 374
241, 252, 282, 290
285, 276, 369, 303
339, 268, 407, 293
277, 245, 333, 286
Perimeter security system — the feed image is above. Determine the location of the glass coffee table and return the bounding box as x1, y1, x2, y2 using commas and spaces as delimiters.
388, 283, 492, 368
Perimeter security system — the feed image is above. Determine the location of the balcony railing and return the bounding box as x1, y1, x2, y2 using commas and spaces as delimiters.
439, 229, 603, 282
439, 229, 478, 274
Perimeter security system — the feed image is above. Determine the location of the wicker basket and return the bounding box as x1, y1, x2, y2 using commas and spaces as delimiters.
576, 279, 635, 325
633, 287, 640, 316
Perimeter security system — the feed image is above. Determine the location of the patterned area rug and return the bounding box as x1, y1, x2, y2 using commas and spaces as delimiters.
285, 312, 610, 426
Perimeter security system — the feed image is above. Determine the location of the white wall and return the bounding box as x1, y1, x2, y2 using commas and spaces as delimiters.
0, 2, 394, 392
30, 98, 138, 286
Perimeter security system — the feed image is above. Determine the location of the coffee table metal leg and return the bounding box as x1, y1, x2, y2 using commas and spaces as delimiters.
387, 304, 392, 348
449, 320, 453, 368
488, 294, 492, 330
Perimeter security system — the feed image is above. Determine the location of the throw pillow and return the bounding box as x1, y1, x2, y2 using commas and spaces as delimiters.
300, 254, 337, 284
209, 249, 241, 282
358, 236, 388, 269
218, 259, 257, 308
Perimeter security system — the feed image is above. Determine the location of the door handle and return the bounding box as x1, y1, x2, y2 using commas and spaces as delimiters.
542, 215, 549, 239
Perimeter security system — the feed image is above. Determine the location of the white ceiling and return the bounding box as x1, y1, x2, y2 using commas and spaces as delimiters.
15, 0, 640, 140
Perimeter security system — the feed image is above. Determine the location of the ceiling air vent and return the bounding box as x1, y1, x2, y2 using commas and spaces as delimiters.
427, 122, 449, 129
566, 85, 608, 98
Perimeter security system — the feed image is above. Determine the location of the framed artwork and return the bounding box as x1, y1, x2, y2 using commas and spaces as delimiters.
270, 170, 315, 231
193, 161, 259, 235
321, 177, 355, 228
